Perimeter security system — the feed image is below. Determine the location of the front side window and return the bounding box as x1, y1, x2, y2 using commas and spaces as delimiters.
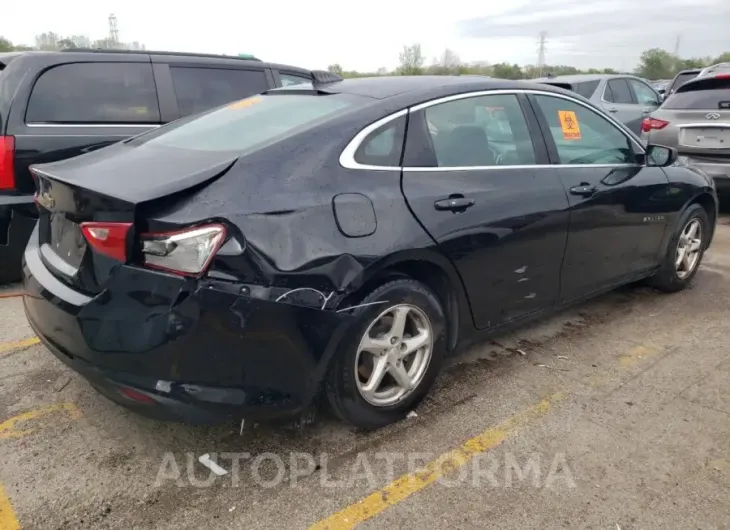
604, 79, 634, 104
130, 93, 355, 154
170, 67, 269, 117
629, 79, 661, 106
26, 63, 160, 124
421, 94, 536, 167
533, 95, 635, 165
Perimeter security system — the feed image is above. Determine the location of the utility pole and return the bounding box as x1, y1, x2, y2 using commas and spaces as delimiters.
537, 31, 548, 77
108, 14, 119, 47
673, 35, 681, 57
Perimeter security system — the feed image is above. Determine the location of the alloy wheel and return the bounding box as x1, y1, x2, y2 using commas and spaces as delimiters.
354, 304, 434, 407
675, 218, 703, 279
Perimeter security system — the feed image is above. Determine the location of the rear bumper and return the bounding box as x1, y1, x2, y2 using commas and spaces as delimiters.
684, 161, 730, 188
0, 193, 36, 283
22, 229, 356, 424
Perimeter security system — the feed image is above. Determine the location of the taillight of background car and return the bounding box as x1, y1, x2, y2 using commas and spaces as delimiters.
140, 224, 227, 277
641, 118, 669, 132
0, 136, 15, 190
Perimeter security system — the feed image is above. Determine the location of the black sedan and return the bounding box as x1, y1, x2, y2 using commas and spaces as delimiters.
23, 75, 717, 429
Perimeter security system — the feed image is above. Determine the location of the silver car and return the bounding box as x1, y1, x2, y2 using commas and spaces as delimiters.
534, 74, 663, 135
641, 68, 730, 193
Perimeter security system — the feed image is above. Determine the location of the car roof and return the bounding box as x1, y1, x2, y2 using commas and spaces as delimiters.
0, 49, 311, 75
315, 75, 571, 100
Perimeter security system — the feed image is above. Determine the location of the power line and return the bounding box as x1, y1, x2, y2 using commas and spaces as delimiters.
537, 31, 548, 77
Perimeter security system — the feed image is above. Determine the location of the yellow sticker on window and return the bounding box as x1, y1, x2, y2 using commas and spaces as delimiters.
229, 97, 262, 110
558, 110, 582, 140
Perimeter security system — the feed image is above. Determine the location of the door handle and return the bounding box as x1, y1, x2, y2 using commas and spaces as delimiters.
608, 108, 618, 113
641, 109, 651, 115
434, 195, 475, 212
569, 184, 597, 197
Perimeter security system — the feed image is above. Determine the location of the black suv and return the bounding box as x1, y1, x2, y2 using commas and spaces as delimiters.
0, 49, 315, 283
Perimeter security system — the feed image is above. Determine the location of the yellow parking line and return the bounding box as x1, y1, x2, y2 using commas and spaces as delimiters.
0, 337, 40, 356
0, 403, 82, 440
0, 481, 20, 530
309, 393, 562, 530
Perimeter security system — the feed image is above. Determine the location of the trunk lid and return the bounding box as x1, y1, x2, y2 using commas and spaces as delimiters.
31, 143, 237, 293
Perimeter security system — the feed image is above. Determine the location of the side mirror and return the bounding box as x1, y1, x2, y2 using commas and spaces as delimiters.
646, 144, 678, 167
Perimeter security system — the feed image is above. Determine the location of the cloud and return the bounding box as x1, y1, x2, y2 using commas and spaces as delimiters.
456, 0, 730, 69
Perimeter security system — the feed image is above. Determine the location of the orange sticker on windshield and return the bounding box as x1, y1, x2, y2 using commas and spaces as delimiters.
229, 97, 262, 110
558, 110, 582, 140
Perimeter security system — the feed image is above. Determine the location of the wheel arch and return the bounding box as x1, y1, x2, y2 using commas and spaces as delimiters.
688, 192, 717, 247
336, 249, 472, 353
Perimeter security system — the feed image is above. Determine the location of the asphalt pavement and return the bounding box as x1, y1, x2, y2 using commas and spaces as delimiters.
1, 216, 729, 529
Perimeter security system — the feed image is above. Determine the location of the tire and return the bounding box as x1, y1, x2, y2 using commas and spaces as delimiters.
325, 279, 447, 429
649, 203, 709, 292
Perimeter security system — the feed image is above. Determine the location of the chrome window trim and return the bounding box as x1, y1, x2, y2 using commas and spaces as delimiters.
339, 88, 644, 171
25, 123, 161, 128
338, 109, 408, 171
402, 163, 640, 172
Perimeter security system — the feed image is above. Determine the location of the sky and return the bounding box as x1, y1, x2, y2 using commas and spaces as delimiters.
2, 0, 729, 72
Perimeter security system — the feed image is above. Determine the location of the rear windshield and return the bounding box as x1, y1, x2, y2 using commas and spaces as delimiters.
572, 80, 600, 99
130, 93, 354, 153
663, 79, 730, 110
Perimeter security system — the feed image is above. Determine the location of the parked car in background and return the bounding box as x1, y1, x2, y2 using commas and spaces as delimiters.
697, 62, 730, 78
23, 76, 716, 428
533, 74, 662, 135
665, 68, 702, 98
651, 79, 671, 97
0, 49, 314, 283
642, 70, 730, 194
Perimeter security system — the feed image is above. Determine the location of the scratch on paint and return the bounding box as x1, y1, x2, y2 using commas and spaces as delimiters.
275, 288, 335, 309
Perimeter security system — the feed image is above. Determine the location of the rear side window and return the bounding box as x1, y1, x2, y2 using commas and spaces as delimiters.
26, 63, 160, 124
170, 67, 269, 117
280, 73, 312, 87
131, 94, 354, 153
663, 79, 730, 109
354, 115, 406, 167
604, 79, 634, 104
573, 81, 600, 99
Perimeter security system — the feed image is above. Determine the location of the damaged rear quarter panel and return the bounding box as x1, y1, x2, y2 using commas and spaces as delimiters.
144, 115, 438, 296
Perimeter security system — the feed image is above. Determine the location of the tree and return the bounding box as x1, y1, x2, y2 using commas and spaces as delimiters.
714, 52, 730, 64
35, 32, 61, 51
327, 64, 343, 75
398, 44, 424, 75
430, 48, 461, 75
491, 63, 524, 80
635, 48, 677, 79
0, 37, 13, 52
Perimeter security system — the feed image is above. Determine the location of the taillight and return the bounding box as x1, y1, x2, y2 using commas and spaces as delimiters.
80, 222, 133, 262
715, 74, 730, 80
641, 118, 669, 133
140, 224, 226, 277
0, 136, 15, 190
